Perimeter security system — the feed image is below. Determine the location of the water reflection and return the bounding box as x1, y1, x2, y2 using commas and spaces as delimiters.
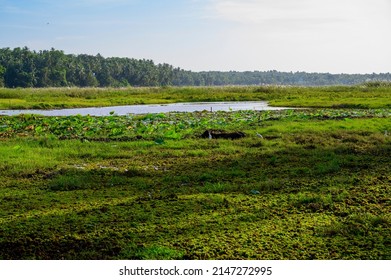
0, 101, 292, 116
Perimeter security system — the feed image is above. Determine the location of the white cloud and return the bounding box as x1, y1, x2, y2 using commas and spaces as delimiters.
212, 0, 320, 23
210, 0, 389, 29
198, 0, 391, 73
68, 0, 134, 7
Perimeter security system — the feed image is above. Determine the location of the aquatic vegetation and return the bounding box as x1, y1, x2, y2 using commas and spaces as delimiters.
1, 108, 390, 141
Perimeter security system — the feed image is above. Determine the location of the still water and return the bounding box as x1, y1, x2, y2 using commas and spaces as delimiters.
0, 101, 291, 116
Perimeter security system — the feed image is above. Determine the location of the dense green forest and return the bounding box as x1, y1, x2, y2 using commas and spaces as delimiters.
1, 47, 390, 87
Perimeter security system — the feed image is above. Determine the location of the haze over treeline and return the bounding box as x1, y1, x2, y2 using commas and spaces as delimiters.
1, 47, 390, 88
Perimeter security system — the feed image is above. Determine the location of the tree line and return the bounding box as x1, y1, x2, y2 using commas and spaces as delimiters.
1, 47, 390, 88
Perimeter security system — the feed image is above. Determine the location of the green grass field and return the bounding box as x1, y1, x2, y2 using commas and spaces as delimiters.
0, 84, 390, 109
0, 86, 390, 259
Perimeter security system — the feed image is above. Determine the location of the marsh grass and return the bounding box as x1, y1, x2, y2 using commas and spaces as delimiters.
0, 108, 390, 259
117, 243, 185, 260
0, 85, 391, 109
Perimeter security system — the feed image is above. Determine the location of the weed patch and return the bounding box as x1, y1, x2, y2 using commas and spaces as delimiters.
0, 107, 390, 260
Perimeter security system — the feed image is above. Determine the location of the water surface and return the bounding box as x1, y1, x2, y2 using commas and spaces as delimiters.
0, 101, 291, 116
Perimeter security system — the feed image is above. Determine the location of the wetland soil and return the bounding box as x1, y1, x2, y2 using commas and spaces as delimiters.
0, 108, 390, 260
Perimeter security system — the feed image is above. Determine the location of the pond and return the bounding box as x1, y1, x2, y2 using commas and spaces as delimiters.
0, 101, 292, 116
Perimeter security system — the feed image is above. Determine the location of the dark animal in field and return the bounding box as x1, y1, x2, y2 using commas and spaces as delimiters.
201, 130, 246, 140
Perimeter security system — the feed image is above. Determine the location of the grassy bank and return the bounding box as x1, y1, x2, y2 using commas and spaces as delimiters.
0, 108, 390, 259
0, 84, 391, 109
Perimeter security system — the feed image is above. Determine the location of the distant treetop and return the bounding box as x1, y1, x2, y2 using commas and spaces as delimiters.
0, 47, 390, 88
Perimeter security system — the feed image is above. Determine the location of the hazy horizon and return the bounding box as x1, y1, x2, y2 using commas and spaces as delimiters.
1, 0, 390, 74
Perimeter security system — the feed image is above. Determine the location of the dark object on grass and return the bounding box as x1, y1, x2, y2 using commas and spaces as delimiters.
201, 130, 246, 140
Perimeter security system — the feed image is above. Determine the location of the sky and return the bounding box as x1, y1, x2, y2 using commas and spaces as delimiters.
0, 0, 390, 74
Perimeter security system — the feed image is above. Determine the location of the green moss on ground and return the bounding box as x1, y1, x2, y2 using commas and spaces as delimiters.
0, 108, 390, 259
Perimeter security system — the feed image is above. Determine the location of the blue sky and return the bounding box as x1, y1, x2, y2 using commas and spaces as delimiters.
1, 0, 390, 73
